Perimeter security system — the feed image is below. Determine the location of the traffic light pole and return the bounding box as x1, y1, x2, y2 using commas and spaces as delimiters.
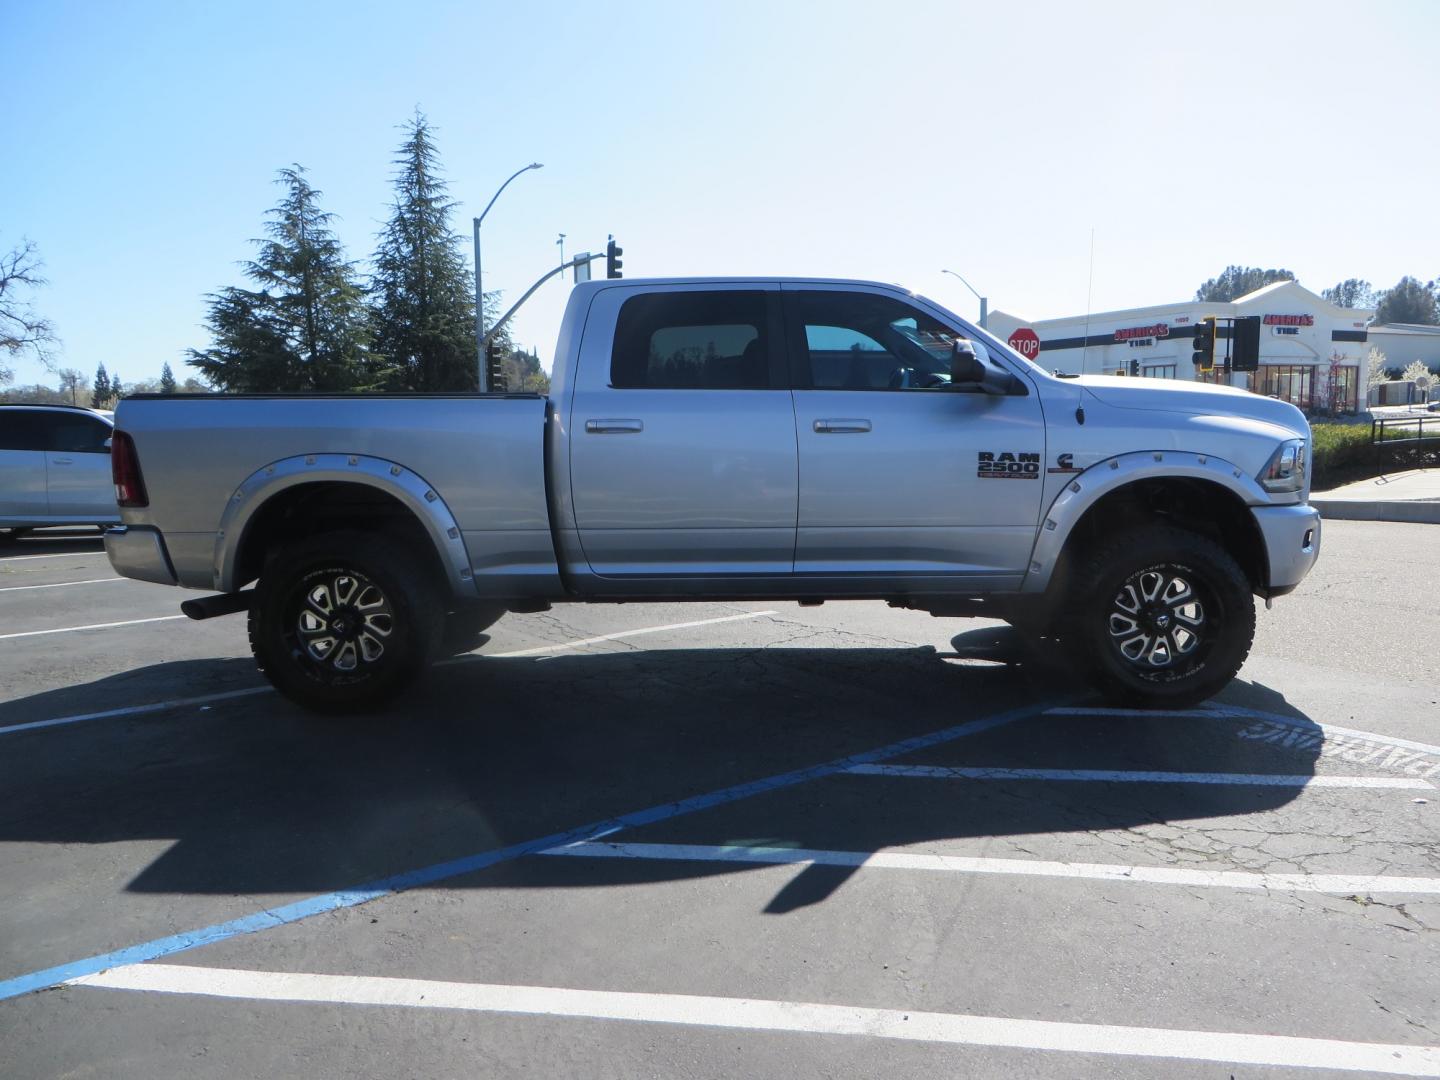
481, 251, 604, 354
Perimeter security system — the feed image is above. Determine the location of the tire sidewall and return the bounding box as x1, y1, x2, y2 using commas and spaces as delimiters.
252, 532, 441, 713
1075, 531, 1254, 707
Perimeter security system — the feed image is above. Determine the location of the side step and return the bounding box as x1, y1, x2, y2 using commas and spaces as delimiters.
180, 592, 255, 621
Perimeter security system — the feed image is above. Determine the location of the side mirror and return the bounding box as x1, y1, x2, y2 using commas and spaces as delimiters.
950, 339, 985, 384
951, 338, 1019, 396
102, 437, 113, 453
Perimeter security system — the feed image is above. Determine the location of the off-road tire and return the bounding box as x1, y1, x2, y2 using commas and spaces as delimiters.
1067, 526, 1254, 708
249, 530, 443, 714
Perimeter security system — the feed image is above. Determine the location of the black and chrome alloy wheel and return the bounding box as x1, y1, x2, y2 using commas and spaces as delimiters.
1106, 568, 1208, 672
295, 572, 395, 673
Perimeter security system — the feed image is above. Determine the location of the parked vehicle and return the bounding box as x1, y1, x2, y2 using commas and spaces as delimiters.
0, 404, 119, 537
105, 278, 1320, 711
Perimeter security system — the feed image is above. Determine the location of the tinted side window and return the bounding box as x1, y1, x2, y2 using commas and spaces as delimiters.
0, 412, 57, 452
50, 416, 112, 453
790, 291, 980, 391
612, 292, 772, 389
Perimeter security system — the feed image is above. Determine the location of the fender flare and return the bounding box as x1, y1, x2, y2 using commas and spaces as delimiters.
1020, 450, 1271, 595
212, 453, 475, 595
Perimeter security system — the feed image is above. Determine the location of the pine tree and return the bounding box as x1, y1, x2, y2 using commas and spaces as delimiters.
189, 166, 373, 392
159, 361, 177, 394
370, 113, 496, 392
91, 363, 111, 408
109, 372, 122, 400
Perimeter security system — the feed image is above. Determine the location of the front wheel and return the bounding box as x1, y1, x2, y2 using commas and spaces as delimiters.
1067, 526, 1255, 708
249, 530, 444, 714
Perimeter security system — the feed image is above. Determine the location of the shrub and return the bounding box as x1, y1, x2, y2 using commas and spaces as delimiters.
1310, 421, 1375, 489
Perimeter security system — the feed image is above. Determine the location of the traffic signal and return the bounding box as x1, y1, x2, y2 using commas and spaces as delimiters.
1192, 317, 1216, 370
485, 340, 507, 393
1128, 358, 1140, 377
1232, 315, 1261, 372
606, 237, 623, 279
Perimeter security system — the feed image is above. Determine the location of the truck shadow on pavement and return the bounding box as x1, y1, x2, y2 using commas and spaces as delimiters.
0, 633, 1324, 919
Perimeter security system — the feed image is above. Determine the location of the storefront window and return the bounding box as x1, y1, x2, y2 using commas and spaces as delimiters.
1253, 365, 1314, 412
1141, 364, 1177, 379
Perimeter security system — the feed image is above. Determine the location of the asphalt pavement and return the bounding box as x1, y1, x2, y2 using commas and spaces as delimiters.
1, 524, 1437, 1078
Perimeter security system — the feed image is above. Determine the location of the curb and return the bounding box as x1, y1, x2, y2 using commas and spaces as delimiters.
1311, 499, 1440, 524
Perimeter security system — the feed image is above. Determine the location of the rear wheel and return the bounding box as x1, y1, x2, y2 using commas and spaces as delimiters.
249, 530, 443, 713
1067, 526, 1254, 708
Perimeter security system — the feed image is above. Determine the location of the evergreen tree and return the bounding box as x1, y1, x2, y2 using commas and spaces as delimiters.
91, 363, 111, 408
370, 113, 493, 392
1194, 266, 1296, 303
109, 372, 122, 400
189, 166, 372, 392
159, 361, 177, 394
1373, 276, 1439, 326
1321, 279, 1376, 310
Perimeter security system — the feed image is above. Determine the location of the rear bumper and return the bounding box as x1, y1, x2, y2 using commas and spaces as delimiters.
104, 525, 178, 586
1251, 504, 1321, 598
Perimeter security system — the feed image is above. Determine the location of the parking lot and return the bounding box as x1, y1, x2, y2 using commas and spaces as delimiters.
1, 521, 1438, 1078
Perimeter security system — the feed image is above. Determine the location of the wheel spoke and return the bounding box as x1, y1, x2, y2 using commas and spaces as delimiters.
306, 583, 334, 615
358, 632, 385, 662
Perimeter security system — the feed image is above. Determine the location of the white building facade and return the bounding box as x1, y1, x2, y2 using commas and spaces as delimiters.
988, 281, 1372, 416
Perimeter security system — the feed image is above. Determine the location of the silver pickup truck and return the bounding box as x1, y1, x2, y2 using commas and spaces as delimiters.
107, 277, 1320, 712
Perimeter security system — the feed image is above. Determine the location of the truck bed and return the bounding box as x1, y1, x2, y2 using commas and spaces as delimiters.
115, 393, 560, 597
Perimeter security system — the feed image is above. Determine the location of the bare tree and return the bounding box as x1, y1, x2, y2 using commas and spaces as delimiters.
0, 239, 59, 384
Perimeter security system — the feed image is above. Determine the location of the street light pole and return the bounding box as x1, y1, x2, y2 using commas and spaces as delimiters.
473, 162, 543, 390
941, 268, 988, 329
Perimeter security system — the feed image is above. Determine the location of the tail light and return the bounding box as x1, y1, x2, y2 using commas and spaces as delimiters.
111, 430, 149, 508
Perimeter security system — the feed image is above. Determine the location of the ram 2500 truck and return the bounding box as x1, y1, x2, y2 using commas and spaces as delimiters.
106, 278, 1320, 712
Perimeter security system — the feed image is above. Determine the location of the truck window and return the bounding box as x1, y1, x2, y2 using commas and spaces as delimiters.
789, 291, 978, 391
612, 291, 772, 389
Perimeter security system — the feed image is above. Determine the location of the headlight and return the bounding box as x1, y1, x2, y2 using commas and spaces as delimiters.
1259, 438, 1307, 493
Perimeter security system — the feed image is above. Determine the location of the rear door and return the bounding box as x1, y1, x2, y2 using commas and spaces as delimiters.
0, 411, 51, 523
784, 285, 1046, 584
44, 412, 116, 521
567, 284, 798, 578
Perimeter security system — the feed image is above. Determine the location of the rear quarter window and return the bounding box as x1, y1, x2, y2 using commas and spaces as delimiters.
611, 291, 772, 389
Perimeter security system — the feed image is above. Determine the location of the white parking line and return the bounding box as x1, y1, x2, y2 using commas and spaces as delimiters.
68, 964, 1440, 1076
1047, 705, 1440, 758
490, 610, 778, 658
0, 614, 186, 641
0, 577, 122, 593
542, 841, 1440, 896
0, 550, 106, 562
844, 763, 1434, 790
0, 610, 781, 735
0, 687, 272, 737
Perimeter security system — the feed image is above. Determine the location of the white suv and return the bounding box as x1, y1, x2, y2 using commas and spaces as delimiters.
0, 404, 120, 537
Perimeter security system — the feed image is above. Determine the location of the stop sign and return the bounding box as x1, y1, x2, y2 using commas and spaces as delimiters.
1008, 328, 1041, 361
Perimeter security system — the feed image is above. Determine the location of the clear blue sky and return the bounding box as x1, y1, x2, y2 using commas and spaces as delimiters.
4, 0, 1437, 387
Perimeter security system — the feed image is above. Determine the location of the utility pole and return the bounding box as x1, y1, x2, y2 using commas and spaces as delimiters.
472, 162, 543, 391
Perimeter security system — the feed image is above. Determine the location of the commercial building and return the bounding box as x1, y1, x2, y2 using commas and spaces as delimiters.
988, 281, 1372, 415
1366, 323, 1440, 373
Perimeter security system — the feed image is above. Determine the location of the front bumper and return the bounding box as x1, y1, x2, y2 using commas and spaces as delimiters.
1252, 504, 1321, 598
104, 525, 178, 586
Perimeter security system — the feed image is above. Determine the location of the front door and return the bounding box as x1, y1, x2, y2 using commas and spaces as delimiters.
568, 285, 797, 578
784, 286, 1046, 584
0, 410, 52, 523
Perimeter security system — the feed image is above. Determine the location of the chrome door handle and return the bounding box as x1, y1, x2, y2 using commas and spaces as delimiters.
51, 457, 74, 465
584, 419, 644, 434
813, 418, 871, 434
